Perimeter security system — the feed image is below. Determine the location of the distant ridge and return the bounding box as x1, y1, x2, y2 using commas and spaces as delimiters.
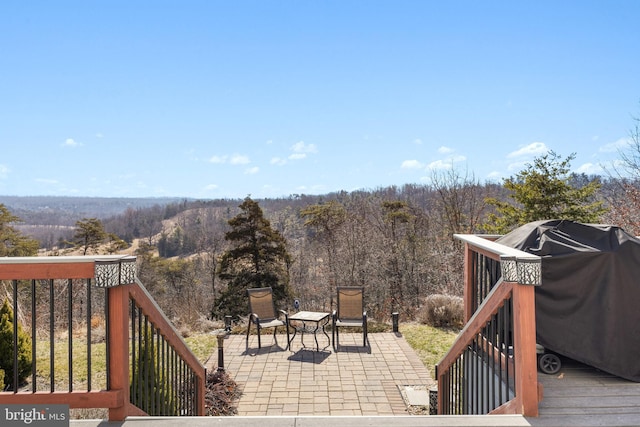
0, 195, 188, 221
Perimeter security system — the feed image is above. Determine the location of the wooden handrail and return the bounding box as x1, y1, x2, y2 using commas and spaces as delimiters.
0, 256, 206, 421
438, 236, 540, 417
129, 279, 204, 375
438, 279, 514, 371
127, 279, 206, 417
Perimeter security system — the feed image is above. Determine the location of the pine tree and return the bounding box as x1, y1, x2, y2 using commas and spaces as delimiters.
484, 151, 607, 234
0, 299, 32, 390
0, 204, 39, 256
214, 197, 292, 319
130, 325, 178, 415
72, 218, 107, 255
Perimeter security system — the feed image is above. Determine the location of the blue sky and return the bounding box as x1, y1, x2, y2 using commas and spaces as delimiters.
2, 1, 639, 199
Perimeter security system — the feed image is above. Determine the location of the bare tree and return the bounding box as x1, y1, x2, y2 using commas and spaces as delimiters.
603, 111, 640, 234
300, 201, 347, 310
430, 167, 489, 235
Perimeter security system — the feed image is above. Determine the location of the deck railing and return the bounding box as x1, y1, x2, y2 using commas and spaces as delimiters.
0, 255, 205, 421
436, 235, 541, 416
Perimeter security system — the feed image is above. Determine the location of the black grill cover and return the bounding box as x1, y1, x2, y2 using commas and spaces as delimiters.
497, 220, 640, 382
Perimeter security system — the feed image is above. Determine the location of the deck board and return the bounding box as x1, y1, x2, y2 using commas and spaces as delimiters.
527, 358, 640, 426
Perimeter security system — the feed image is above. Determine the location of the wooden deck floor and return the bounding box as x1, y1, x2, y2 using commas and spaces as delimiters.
527, 357, 640, 426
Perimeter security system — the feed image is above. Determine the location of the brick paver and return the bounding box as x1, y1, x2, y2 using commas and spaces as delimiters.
206, 332, 434, 416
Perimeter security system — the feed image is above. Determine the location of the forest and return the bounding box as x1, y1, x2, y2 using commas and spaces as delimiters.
3, 147, 640, 332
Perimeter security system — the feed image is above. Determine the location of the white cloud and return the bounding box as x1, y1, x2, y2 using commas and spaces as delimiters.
204, 184, 219, 191
413, 138, 423, 145
487, 170, 502, 180
428, 155, 466, 170
507, 142, 548, 159
401, 160, 424, 169
0, 164, 9, 179
230, 154, 250, 165
209, 154, 251, 165
575, 162, 603, 175
62, 138, 82, 148
288, 141, 317, 161
269, 141, 318, 167
507, 160, 528, 171
208, 155, 227, 163
438, 146, 453, 154
245, 166, 259, 175
95, 133, 104, 139
35, 178, 59, 185
599, 137, 631, 153
271, 157, 287, 166
291, 141, 318, 154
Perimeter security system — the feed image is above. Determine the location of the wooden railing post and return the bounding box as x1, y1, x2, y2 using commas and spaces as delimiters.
463, 242, 474, 322
446, 234, 543, 417
107, 283, 131, 421
513, 283, 539, 417
197, 372, 206, 415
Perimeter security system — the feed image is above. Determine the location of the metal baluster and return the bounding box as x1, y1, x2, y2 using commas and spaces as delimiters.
86, 279, 92, 391
12, 280, 19, 392
105, 287, 111, 390
68, 279, 73, 392
49, 279, 55, 391
130, 300, 137, 407
31, 280, 37, 392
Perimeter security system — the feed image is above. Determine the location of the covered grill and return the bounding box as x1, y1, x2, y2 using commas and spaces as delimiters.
497, 219, 640, 382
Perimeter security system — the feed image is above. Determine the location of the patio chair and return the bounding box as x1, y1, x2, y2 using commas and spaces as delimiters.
246, 287, 290, 349
332, 286, 367, 350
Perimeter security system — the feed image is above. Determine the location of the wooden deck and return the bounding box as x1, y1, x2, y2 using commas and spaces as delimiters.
527, 357, 640, 426
69, 355, 640, 426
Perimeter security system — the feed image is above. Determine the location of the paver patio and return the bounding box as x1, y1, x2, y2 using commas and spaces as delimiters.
206, 332, 435, 416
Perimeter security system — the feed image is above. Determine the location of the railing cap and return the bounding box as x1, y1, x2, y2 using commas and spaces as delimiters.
0, 254, 135, 264
453, 234, 539, 260
454, 234, 541, 286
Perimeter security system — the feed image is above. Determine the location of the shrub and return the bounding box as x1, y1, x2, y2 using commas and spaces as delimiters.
418, 294, 464, 328
205, 369, 241, 416
130, 326, 178, 415
0, 298, 32, 390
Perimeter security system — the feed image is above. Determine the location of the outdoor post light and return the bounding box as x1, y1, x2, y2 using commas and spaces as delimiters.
119, 256, 137, 284
517, 257, 542, 286
217, 333, 225, 371
95, 256, 137, 287
500, 255, 518, 282
392, 312, 399, 333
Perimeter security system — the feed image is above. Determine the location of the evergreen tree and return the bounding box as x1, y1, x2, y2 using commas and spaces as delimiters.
0, 299, 32, 390
0, 204, 39, 256
130, 325, 178, 415
72, 218, 107, 255
484, 151, 607, 233
214, 197, 291, 319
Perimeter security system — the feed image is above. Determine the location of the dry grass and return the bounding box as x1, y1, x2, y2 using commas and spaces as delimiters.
29, 331, 217, 419
401, 323, 460, 378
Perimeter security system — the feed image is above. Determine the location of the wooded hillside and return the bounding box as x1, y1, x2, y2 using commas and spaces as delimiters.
3, 163, 638, 331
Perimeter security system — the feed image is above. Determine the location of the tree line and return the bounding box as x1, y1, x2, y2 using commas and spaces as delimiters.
3, 145, 640, 330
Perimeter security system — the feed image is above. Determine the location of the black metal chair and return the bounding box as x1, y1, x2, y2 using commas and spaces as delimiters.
332, 286, 367, 350
246, 287, 289, 349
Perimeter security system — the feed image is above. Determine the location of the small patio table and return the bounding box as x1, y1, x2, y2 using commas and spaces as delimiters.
287, 311, 330, 352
